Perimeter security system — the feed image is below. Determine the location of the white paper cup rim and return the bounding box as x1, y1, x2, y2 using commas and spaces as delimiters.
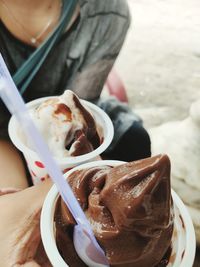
40, 160, 196, 267
172, 190, 196, 267
8, 97, 114, 165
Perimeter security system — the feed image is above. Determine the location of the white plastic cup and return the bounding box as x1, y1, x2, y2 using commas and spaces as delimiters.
40, 160, 196, 267
8, 97, 114, 185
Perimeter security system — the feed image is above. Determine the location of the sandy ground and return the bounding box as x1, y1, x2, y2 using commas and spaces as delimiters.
115, 0, 200, 128
115, 0, 200, 265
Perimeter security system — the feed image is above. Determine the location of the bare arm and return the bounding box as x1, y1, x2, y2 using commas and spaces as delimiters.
0, 140, 29, 189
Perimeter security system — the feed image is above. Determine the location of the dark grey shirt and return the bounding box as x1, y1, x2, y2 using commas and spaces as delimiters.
0, 0, 140, 149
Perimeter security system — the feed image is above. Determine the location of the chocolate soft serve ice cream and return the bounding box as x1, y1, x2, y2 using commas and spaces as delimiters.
30, 90, 101, 158
55, 154, 174, 267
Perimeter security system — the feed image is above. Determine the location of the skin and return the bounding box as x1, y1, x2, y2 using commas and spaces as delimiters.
0, 140, 29, 189
0, 179, 53, 267
0, 0, 62, 187
0, 0, 113, 264
0, 0, 80, 189
0, 1, 79, 264
0, 0, 80, 47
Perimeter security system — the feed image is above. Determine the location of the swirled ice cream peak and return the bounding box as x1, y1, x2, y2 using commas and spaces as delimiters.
55, 154, 174, 267
30, 90, 100, 158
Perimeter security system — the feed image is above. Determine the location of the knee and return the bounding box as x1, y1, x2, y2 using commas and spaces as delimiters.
103, 121, 151, 162
127, 121, 151, 160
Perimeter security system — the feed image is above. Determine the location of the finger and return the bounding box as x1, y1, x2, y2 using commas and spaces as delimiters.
17, 179, 53, 213
9, 209, 41, 264
34, 241, 52, 267
10, 206, 51, 266
14, 261, 40, 267
0, 187, 21, 196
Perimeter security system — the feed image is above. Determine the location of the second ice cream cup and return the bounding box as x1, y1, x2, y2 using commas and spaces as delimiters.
40, 160, 196, 267
8, 97, 114, 185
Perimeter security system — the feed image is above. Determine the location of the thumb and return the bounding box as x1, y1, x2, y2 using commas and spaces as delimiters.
19, 179, 53, 213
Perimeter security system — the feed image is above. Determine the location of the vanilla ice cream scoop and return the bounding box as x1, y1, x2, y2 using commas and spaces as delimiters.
30, 90, 101, 158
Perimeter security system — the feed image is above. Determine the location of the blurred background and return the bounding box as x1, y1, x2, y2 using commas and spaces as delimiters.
114, 0, 200, 265
116, 0, 199, 128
